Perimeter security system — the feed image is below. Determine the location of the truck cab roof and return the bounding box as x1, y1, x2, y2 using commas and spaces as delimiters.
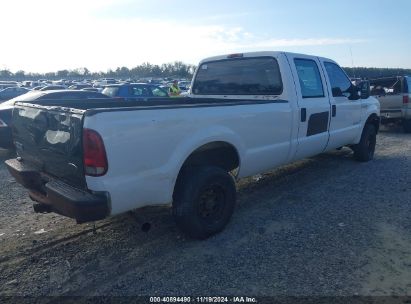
199, 51, 337, 65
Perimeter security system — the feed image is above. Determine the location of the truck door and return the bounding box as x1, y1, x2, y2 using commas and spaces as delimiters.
320, 60, 362, 149
287, 54, 331, 160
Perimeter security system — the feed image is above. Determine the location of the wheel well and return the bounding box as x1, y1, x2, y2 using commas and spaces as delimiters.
173, 142, 240, 199
180, 141, 240, 173
366, 114, 380, 133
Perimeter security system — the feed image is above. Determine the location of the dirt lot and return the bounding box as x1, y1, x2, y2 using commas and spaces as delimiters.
0, 127, 410, 299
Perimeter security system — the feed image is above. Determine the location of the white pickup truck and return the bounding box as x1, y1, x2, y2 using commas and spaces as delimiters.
6, 51, 380, 239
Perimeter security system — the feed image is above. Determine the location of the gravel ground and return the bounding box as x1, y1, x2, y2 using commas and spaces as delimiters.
0, 126, 410, 300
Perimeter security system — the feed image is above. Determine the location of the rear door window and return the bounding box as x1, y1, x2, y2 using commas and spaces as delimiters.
294, 59, 324, 98
131, 86, 149, 97
192, 57, 283, 95
150, 87, 168, 97
102, 87, 119, 97
406, 77, 411, 93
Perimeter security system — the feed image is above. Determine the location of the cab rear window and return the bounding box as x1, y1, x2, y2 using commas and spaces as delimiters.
192, 57, 283, 95
102, 87, 119, 97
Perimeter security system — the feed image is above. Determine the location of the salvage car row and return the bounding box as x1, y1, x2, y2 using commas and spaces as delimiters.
0, 78, 190, 101
0, 82, 175, 149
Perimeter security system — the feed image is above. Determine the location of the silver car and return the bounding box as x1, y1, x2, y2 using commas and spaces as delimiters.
0, 87, 30, 102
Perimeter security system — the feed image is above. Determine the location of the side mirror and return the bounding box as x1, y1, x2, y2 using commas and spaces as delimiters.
347, 85, 360, 101
358, 81, 370, 99
332, 87, 343, 97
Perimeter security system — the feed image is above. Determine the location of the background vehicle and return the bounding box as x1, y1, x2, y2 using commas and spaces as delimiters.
21, 81, 41, 88
68, 84, 93, 90
81, 87, 100, 92
0, 90, 109, 149
93, 78, 117, 88
0, 81, 19, 90
32, 86, 46, 90
370, 76, 411, 132
178, 80, 191, 92
6, 51, 379, 239
0, 87, 30, 102
102, 83, 169, 99
39, 85, 67, 91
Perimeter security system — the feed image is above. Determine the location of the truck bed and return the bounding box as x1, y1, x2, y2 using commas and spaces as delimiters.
20, 96, 283, 110
12, 96, 286, 190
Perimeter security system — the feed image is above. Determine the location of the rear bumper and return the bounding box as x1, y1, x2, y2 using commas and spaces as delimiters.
380, 109, 402, 121
5, 158, 110, 223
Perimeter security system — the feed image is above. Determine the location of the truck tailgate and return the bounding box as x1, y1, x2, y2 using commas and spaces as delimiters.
12, 103, 86, 189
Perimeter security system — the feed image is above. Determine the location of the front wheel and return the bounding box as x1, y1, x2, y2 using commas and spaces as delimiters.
173, 166, 236, 239
352, 124, 377, 162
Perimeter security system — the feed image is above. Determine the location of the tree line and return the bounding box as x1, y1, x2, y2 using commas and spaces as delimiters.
343, 67, 411, 79
0, 61, 196, 81
0, 62, 410, 81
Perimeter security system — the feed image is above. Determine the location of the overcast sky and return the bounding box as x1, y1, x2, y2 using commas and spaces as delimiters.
1, 0, 410, 73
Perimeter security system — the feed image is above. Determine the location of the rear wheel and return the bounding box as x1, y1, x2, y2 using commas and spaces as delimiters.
173, 166, 236, 239
353, 124, 377, 162
403, 119, 411, 133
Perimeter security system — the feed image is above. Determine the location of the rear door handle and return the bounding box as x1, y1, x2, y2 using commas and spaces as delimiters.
301, 108, 307, 122
332, 105, 336, 117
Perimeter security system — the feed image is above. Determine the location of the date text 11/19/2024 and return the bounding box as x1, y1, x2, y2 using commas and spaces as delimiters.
149, 296, 258, 303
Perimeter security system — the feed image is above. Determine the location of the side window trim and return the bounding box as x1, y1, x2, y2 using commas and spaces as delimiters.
317, 59, 331, 98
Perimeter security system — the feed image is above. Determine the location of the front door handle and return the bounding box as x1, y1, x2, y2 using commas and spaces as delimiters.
332, 105, 336, 117
301, 108, 307, 122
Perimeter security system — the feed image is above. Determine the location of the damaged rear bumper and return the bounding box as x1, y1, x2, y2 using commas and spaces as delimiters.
5, 158, 110, 223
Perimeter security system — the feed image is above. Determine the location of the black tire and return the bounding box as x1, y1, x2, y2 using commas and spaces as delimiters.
403, 119, 411, 133
353, 124, 377, 162
173, 166, 236, 239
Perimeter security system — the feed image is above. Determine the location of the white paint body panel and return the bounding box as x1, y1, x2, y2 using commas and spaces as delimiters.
85, 101, 294, 215
83, 51, 379, 216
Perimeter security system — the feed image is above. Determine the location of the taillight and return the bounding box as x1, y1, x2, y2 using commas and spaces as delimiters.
403, 95, 409, 104
83, 129, 108, 176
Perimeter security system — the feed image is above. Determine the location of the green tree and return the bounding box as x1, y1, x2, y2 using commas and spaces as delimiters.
56, 70, 69, 79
